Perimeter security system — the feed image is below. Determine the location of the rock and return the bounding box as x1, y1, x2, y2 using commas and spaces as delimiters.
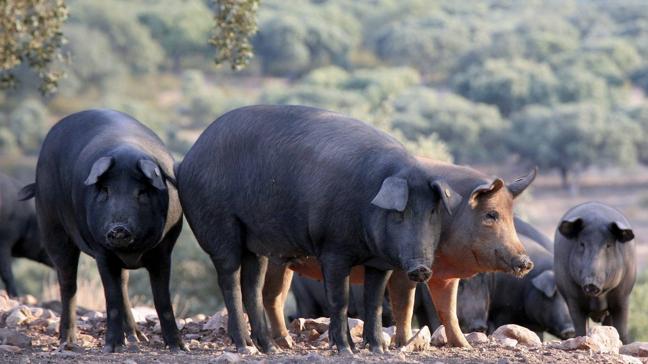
191, 313, 207, 322
621, 354, 643, 364
621, 342, 648, 357
130, 306, 157, 323
214, 352, 242, 363
498, 337, 518, 348
203, 309, 228, 331
46, 318, 59, 333
19, 295, 37, 306
492, 324, 541, 347
316, 329, 329, 344
0, 291, 18, 312
5, 305, 33, 327
0, 328, 32, 348
0, 345, 21, 353
430, 325, 447, 347
84, 310, 104, 321
154, 319, 184, 333
465, 332, 489, 345
348, 318, 364, 338
587, 325, 622, 354
307, 329, 321, 341
382, 330, 392, 347
29, 307, 43, 318
304, 317, 330, 334
401, 325, 431, 352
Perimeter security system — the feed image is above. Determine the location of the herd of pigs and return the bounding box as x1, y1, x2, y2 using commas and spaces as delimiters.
0, 105, 637, 356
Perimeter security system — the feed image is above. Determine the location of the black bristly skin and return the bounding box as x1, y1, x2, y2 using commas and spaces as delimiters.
27, 109, 186, 353
177, 105, 454, 354
554, 202, 636, 344
0, 174, 52, 297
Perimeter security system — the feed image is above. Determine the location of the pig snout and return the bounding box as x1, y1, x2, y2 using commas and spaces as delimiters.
582, 283, 602, 297
510, 254, 534, 277
406, 265, 432, 283
105, 225, 134, 248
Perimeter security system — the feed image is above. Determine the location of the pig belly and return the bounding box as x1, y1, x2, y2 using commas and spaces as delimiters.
289, 257, 365, 284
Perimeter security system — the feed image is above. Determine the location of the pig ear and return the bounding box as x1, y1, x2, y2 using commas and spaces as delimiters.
610, 221, 634, 243
18, 183, 36, 200
558, 217, 584, 239
469, 178, 504, 207
531, 270, 557, 298
84, 156, 114, 186
430, 180, 462, 215
371, 176, 408, 212
507, 167, 537, 199
138, 159, 167, 190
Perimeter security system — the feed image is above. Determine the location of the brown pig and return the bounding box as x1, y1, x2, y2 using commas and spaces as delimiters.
263, 160, 536, 349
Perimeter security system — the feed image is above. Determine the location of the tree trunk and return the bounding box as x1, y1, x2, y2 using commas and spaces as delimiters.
560, 168, 569, 190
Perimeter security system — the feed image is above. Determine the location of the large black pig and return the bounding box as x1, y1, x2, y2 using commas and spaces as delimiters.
177, 105, 459, 354
0, 173, 52, 297
554, 202, 636, 343
20, 109, 185, 352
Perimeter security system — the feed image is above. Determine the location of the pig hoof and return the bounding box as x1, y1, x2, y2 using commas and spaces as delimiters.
337, 347, 354, 356
169, 342, 189, 353
274, 335, 294, 349
102, 343, 124, 353
237, 345, 259, 355
56, 342, 78, 352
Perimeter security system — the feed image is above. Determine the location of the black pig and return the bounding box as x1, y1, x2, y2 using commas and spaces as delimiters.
177, 105, 458, 354
0, 173, 52, 297
554, 202, 635, 343
20, 109, 185, 352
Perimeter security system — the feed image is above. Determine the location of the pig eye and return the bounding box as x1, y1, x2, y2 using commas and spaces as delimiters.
137, 190, 149, 203
97, 186, 109, 201
482, 211, 499, 226
579, 241, 585, 248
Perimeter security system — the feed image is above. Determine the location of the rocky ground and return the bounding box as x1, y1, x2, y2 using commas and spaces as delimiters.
0, 290, 646, 364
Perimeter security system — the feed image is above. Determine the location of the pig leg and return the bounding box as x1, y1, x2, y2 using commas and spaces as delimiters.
387, 269, 417, 347
608, 301, 630, 343
262, 261, 294, 349
565, 297, 588, 337
0, 245, 18, 297
362, 266, 391, 353
241, 252, 277, 353
427, 278, 471, 348
321, 254, 354, 355
96, 256, 127, 353
42, 228, 79, 350
147, 251, 187, 352
120, 270, 148, 345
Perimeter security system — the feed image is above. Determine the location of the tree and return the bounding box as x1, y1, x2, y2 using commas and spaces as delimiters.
452, 58, 559, 116
210, 0, 260, 70
252, 0, 361, 77
6, 98, 49, 155
0, 0, 68, 94
508, 103, 640, 190
391, 87, 507, 163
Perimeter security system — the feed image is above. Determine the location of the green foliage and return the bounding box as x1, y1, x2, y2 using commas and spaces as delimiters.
508, 103, 640, 179
59, 24, 126, 94
0, 0, 68, 94
210, 0, 260, 70
5, 98, 49, 155
253, 0, 361, 76
630, 270, 648, 341
391, 87, 506, 163
138, 0, 213, 68
452, 58, 559, 116
68, 0, 164, 75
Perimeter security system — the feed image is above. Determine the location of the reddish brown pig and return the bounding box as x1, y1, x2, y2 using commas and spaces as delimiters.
263, 159, 536, 349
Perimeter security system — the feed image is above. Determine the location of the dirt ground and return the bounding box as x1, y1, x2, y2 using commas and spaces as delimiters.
0, 325, 635, 364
